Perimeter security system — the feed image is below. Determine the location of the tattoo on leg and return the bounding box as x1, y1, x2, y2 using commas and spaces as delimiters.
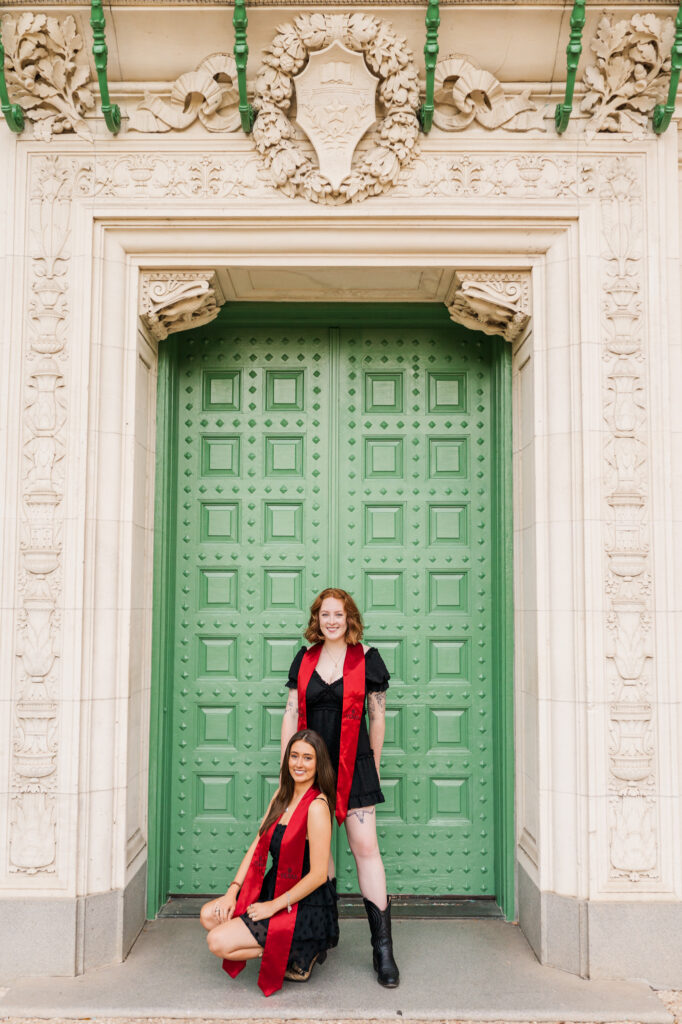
347, 807, 376, 823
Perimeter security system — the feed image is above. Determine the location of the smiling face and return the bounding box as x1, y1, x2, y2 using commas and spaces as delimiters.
318, 596, 348, 641
288, 739, 317, 786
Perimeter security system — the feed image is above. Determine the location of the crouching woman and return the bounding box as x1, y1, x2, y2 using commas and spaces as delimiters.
200, 730, 339, 996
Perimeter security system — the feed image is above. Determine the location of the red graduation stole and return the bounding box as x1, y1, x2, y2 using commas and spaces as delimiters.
298, 643, 365, 824
223, 785, 320, 997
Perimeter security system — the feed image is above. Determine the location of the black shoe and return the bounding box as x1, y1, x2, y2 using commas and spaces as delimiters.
363, 897, 400, 987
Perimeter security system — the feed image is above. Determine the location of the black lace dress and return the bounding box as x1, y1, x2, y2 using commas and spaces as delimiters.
287, 647, 390, 809
240, 821, 339, 972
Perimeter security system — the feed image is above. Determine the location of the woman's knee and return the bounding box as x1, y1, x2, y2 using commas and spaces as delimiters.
207, 926, 227, 956
349, 831, 380, 860
199, 901, 216, 929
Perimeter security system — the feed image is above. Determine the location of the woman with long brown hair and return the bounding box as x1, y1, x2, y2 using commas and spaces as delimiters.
282, 588, 399, 988
200, 730, 338, 995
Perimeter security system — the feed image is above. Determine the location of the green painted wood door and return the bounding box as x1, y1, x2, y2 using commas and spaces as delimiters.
154, 305, 511, 906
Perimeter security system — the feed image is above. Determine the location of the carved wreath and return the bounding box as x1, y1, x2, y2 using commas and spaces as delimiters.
252, 13, 420, 204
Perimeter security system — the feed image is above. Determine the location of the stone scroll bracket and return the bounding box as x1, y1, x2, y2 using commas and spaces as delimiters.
445, 271, 531, 344
139, 271, 225, 342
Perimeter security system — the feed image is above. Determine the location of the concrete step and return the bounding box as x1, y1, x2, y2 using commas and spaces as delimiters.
0, 918, 671, 1023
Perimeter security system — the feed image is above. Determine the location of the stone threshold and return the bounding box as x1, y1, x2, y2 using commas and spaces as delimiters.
159, 896, 504, 919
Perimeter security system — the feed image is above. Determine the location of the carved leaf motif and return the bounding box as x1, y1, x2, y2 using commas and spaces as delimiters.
1, 13, 94, 140
581, 13, 674, 135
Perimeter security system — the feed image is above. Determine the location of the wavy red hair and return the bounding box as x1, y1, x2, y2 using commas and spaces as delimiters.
304, 588, 364, 646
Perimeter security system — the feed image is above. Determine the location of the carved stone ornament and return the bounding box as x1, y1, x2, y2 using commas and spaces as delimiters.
581, 13, 674, 135
139, 272, 224, 341
252, 13, 420, 204
294, 40, 378, 191
433, 56, 544, 132
0, 13, 95, 141
446, 272, 531, 344
582, 156, 659, 883
129, 54, 241, 134
11, 150, 662, 896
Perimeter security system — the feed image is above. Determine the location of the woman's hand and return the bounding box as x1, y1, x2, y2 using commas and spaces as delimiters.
212, 891, 237, 923
246, 900, 275, 922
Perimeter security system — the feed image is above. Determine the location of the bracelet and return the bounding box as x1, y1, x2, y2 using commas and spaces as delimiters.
228, 880, 241, 891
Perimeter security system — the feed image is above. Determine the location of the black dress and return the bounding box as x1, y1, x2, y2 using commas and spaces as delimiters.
240, 821, 339, 972
287, 647, 390, 809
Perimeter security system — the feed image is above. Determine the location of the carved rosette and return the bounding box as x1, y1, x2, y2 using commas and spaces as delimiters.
587, 157, 659, 884
446, 272, 531, 344
9, 156, 72, 874
139, 272, 224, 342
252, 13, 420, 204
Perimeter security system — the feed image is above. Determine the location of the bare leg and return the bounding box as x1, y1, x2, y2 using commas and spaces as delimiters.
206, 918, 263, 961
199, 896, 235, 931
345, 806, 387, 910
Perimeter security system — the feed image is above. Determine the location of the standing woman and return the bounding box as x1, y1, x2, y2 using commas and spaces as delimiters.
200, 730, 339, 996
282, 588, 400, 988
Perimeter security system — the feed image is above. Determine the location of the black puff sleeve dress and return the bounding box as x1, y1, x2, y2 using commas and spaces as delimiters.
286, 647, 390, 809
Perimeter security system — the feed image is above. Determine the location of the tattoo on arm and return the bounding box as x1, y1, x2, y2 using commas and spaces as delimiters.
284, 693, 298, 719
368, 691, 386, 718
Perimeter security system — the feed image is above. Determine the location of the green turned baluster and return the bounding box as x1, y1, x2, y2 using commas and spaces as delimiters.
419, 0, 440, 133
555, 0, 586, 134
653, 1, 682, 134
0, 27, 24, 132
233, 0, 255, 134
90, 0, 121, 134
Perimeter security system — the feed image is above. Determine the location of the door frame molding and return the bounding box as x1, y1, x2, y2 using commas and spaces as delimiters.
147, 306, 515, 920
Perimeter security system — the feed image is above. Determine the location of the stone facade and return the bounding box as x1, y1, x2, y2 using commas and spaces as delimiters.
1, 0, 681, 986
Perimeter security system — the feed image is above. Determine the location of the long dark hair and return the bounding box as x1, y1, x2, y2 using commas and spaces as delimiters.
259, 730, 336, 836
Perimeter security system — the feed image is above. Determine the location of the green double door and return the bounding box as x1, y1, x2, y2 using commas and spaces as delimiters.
155, 304, 512, 907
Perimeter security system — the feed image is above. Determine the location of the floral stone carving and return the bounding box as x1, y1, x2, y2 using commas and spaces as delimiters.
0, 13, 95, 141
581, 13, 674, 135
252, 13, 420, 204
446, 272, 530, 344
433, 56, 544, 132
129, 54, 241, 134
139, 272, 224, 341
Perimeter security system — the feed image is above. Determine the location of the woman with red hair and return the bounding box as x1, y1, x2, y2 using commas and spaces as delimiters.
282, 588, 399, 988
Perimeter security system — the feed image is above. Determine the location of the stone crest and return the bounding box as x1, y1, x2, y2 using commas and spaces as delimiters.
252, 13, 420, 204
294, 41, 378, 191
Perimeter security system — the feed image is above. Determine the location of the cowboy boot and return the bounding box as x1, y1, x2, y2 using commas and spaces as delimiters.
363, 896, 400, 987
